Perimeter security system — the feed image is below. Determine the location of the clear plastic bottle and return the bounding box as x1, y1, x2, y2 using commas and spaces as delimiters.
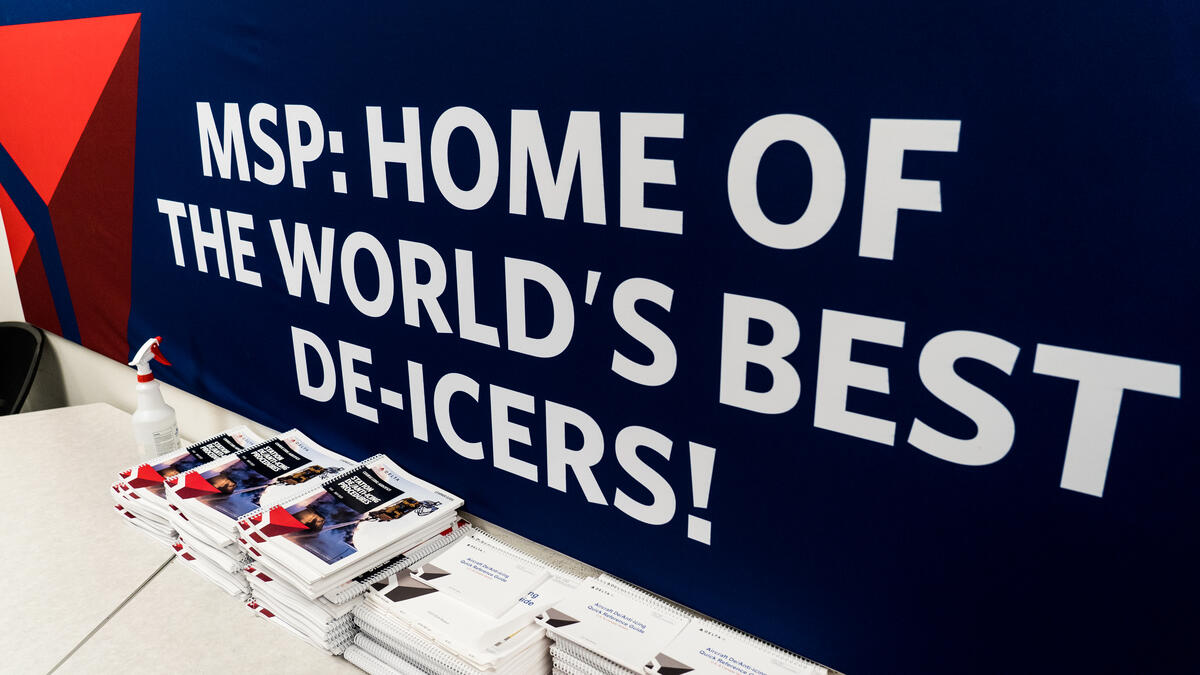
128, 336, 179, 457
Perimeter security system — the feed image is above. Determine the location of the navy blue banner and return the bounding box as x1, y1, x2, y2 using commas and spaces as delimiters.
2, 3, 1197, 673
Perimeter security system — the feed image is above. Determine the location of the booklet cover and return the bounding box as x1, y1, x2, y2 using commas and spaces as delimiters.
371, 566, 576, 667
353, 600, 553, 675
116, 427, 261, 499
647, 620, 827, 675
166, 430, 354, 522
536, 578, 690, 672
246, 455, 464, 574
409, 534, 551, 617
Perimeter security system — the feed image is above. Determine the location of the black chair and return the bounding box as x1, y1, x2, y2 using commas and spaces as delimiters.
0, 321, 44, 415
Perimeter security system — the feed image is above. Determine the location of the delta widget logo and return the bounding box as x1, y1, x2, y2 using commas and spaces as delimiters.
0, 13, 140, 362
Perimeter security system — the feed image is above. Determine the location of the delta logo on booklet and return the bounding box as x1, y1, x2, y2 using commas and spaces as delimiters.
645, 653, 695, 675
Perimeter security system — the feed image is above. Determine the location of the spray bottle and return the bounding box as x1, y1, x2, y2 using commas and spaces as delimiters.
128, 336, 180, 457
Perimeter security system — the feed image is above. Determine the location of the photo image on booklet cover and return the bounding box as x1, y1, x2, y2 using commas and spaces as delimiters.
125, 433, 248, 498
196, 439, 343, 519
270, 464, 446, 565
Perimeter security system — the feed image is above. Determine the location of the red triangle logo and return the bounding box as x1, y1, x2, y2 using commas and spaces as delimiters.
260, 505, 312, 537
126, 463, 164, 489
174, 471, 221, 499
0, 14, 140, 203
0, 182, 34, 268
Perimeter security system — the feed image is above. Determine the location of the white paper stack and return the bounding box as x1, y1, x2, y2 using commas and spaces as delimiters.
239, 521, 471, 655
350, 531, 583, 675
161, 429, 355, 596
243, 573, 358, 653
645, 619, 828, 675
170, 536, 252, 596
109, 427, 262, 547
536, 575, 691, 675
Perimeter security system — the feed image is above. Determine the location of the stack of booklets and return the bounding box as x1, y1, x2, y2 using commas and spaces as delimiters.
242, 522, 470, 656
535, 575, 691, 675
241, 516, 465, 653
109, 427, 263, 547
537, 575, 827, 675
233, 454, 466, 653
347, 531, 583, 675
162, 429, 356, 596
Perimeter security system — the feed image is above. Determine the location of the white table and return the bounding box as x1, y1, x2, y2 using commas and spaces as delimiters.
0, 404, 360, 674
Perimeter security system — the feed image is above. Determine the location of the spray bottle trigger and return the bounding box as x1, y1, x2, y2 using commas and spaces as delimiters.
150, 337, 172, 366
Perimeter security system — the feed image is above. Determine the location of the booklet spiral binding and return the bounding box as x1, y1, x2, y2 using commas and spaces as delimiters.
344, 643, 413, 675
357, 603, 552, 675
162, 433, 275, 486
366, 614, 552, 675
247, 591, 357, 641
550, 639, 639, 675
344, 643, 417, 675
465, 528, 585, 584
596, 574, 691, 622
550, 643, 626, 675
350, 634, 428, 675
234, 452, 393, 531
246, 598, 356, 654
355, 603, 503, 675
126, 428, 254, 480
676, 618, 829, 675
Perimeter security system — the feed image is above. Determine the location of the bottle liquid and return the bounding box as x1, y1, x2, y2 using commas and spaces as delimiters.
128, 336, 179, 458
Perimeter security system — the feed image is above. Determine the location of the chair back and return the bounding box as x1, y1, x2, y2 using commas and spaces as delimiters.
0, 321, 44, 415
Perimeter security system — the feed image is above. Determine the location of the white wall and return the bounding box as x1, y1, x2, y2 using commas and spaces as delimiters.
0, 208, 24, 323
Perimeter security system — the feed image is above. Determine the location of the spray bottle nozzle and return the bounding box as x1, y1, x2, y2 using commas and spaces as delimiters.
149, 337, 172, 366
129, 336, 172, 376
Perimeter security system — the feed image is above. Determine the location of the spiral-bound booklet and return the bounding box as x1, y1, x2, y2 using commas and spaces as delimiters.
236, 454, 464, 588
242, 518, 470, 609
536, 576, 690, 673
343, 639, 419, 675
170, 537, 249, 597
366, 531, 581, 668
111, 427, 264, 544
551, 642, 621, 675
116, 426, 262, 501
646, 619, 827, 675
245, 597, 356, 655
163, 429, 355, 544
240, 513, 460, 599
376, 573, 574, 670
408, 532, 552, 617
245, 561, 359, 622
248, 575, 356, 634
111, 499, 176, 546
353, 606, 553, 675
177, 528, 247, 574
